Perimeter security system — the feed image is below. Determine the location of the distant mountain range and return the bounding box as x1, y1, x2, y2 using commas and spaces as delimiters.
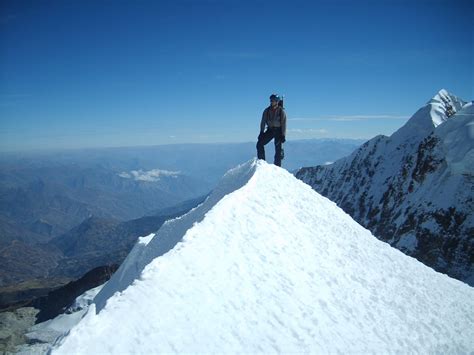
0, 163, 209, 240
0, 139, 365, 181
48, 195, 206, 279
296, 90, 473, 285
0, 196, 205, 306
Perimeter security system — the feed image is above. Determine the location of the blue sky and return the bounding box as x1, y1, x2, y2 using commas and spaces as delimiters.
0, 0, 472, 151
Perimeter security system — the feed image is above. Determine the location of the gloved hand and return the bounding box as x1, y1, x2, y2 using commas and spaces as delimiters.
258, 132, 264, 140
281, 135, 286, 143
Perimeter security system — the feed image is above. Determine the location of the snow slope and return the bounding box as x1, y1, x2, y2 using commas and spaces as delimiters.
53, 159, 474, 353
296, 89, 473, 285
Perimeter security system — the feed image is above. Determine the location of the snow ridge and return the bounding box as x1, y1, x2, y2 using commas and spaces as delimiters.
53, 159, 474, 354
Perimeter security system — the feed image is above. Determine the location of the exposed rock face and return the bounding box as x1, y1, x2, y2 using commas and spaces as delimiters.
296, 90, 473, 285
0, 307, 38, 353
0, 265, 117, 353
30, 264, 118, 323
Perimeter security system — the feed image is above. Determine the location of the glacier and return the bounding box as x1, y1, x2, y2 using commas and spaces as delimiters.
49, 159, 474, 353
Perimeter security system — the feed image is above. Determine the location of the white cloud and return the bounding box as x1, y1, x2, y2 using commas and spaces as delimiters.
118, 169, 181, 182
118, 172, 132, 179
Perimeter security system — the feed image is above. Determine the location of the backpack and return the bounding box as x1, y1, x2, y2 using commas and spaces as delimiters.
278, 96, 285, 160
278, 96, 284, 108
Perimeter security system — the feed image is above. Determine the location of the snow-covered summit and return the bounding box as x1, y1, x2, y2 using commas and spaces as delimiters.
429, 89, 466, 126
53, 159, 474, 353
391, 89, 466, 143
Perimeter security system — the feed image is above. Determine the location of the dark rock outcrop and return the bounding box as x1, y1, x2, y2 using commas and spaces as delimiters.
30, 264, 118, 323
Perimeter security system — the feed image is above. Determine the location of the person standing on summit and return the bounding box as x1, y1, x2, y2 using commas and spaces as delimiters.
256, 94, 287, 167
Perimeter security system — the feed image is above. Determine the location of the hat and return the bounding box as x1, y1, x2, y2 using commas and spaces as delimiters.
269, 94, 280, 101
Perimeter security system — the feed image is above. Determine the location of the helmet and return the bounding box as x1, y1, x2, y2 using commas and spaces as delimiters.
269, 94, 280, 102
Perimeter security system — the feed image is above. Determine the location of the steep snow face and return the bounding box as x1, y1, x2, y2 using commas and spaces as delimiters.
53, 160, 474, 354
436, 103, 474, 175
428, 89, 466, 127
93, 160, 257, 312
296, 90, 473, 285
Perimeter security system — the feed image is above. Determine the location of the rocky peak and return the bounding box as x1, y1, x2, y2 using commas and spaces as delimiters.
390, 89, 467, 144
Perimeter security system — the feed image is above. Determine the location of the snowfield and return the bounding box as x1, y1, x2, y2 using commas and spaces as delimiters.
52, 159, 474, 354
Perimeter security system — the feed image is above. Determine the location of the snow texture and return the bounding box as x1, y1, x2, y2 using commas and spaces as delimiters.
52, 159, 474, 354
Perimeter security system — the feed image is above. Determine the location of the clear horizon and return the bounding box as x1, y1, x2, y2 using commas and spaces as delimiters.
0, 137, 368, 154
1, 0, 472, 151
